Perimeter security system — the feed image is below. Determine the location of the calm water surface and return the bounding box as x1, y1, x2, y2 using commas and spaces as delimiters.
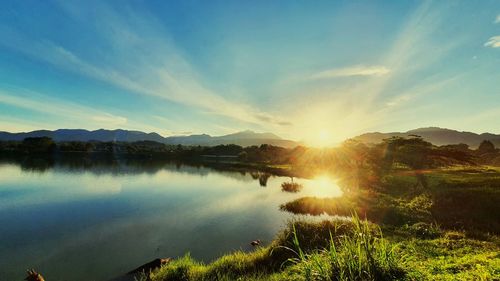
0, 159, 342, 281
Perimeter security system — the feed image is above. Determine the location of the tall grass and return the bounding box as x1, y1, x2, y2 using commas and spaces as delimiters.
150, 250, 273, 281
282, 214, 405, 281
148, 215, 405, 281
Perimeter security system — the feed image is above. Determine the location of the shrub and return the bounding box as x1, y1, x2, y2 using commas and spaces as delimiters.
406, 222, 441, 239
281, 181, 303, 193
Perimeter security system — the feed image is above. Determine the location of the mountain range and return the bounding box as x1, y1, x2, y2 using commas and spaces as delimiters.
1, 127, 498, 149
0, 129, 298, 148
354, 127, 500, 148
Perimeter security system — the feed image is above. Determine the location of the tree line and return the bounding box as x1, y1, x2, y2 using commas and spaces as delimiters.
0, 136, 499, 167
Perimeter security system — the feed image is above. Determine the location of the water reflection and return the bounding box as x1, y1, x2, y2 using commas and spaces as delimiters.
281, 181, 303, 193
279, 175, 343, 197
303, 175, 344, 197
0, 157, 344, 281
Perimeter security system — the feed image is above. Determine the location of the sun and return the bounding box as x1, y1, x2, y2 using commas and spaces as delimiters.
318, 129, 331, 143
310, 129, 334, 147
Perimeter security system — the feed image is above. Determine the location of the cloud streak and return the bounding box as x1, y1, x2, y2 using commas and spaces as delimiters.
484, 36, 500, 48
309, 65, 390, 80
0, 3, 290, 130
0, 88, 176, 134
0, 89, 127, 127
0, 87, 167, 133
1, 1, 496, 140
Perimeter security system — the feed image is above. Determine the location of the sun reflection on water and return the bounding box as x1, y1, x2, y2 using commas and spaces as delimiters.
302, 174, 343, 198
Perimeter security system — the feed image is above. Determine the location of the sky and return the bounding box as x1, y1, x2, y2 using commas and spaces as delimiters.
0, 0, 499, 146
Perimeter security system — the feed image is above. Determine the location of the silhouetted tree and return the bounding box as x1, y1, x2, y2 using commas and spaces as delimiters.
21, 137, 56, 153
382, 136, 433, 169
478, 140, 495, 154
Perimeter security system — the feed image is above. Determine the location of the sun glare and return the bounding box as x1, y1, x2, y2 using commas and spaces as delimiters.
303, 174, 343, 198
306, 129, 336, 147
318, 130, 332, 146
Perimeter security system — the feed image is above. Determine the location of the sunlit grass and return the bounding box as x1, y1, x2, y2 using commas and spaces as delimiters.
147, 216, 409, 281
281, 214, 405, 281
399, 233, 500, 280
144, 214, 500, 281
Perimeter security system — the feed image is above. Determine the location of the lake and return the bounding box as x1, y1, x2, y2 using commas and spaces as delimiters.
0, 158, 342, 281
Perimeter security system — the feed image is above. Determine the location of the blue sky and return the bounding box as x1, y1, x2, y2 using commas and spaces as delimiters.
0, 0, 499, 145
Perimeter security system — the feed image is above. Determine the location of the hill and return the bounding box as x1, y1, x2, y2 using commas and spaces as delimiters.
0, 129, 298, 148
354, 127, 500, 148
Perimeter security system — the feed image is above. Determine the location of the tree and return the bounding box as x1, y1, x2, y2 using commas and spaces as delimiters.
383, 136, 433, 169
478, 140, 495, 154
21, 137, 56, 153
237, 151, 248, 161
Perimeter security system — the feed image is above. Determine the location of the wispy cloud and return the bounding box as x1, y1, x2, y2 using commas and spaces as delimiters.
0, 3, 290, 130
0, 88, 176, 135
484, 36, 500, 48
309, 65, 390, 80
1, 1, 494, 140
0, 88, 169, 133
0, 89, 127, 127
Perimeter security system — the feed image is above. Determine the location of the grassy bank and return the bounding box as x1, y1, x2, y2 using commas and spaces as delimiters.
139, 216, 498, 281
136, 166, 500, 281
143, 216, 404, 281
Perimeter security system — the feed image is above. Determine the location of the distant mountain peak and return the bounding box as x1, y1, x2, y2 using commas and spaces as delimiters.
408, 127, 447, 132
